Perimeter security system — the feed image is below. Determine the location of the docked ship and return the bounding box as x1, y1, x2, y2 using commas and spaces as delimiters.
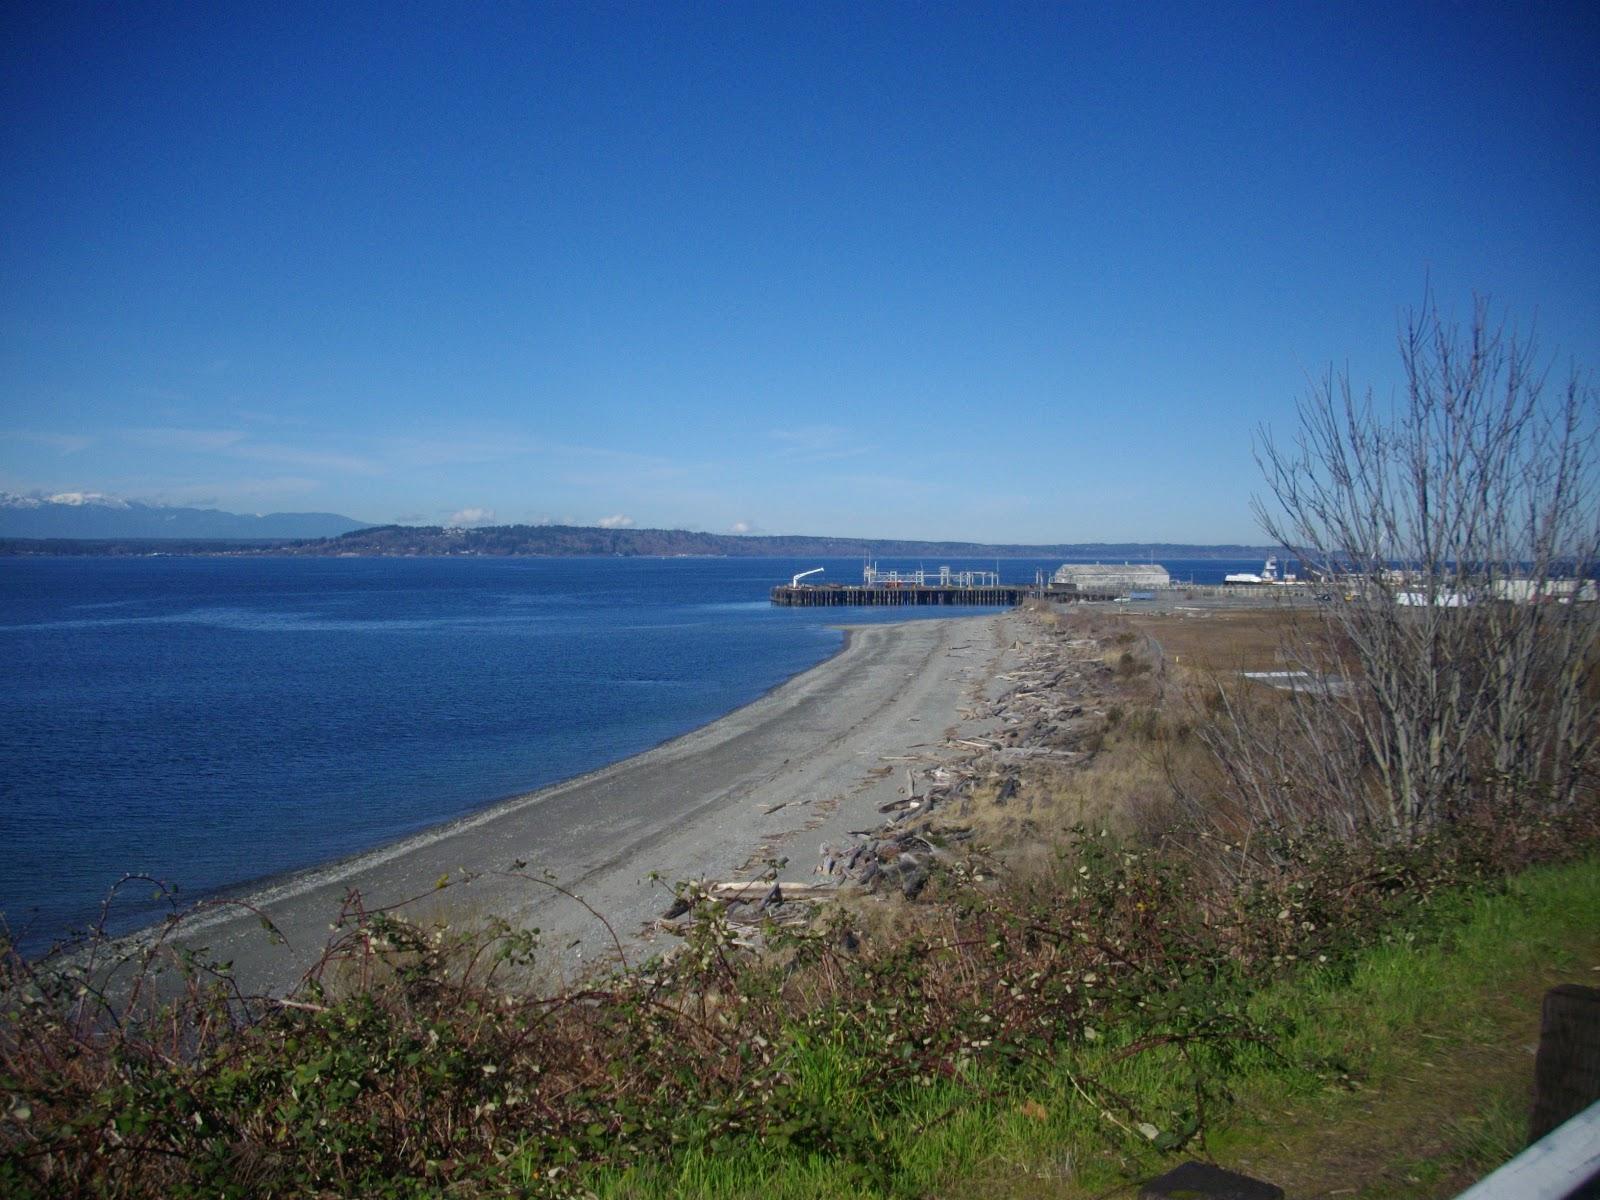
1224, 556, 1296, 585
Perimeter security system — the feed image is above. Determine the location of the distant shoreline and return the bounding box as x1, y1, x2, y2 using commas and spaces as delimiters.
0, 528, 1281, 560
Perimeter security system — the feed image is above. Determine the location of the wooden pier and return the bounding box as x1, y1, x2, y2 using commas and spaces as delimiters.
771, 562, 1127, 608
771, 584, 1031, 607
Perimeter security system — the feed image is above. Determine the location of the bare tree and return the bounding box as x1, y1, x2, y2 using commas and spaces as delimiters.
1250, 296, 1599, 838
1179, 661, 1379, 848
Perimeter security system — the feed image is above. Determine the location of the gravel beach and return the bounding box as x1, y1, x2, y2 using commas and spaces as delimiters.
161, 610, 1027, 996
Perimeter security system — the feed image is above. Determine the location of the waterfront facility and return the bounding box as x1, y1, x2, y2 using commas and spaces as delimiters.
1050, 562, 1172, 592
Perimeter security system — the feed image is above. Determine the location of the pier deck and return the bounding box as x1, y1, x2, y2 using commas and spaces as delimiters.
771, 584, 1041, 607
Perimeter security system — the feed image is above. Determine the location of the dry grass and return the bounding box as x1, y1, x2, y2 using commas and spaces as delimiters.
1124, 607, 1312, 674
948, 618, 1220, 861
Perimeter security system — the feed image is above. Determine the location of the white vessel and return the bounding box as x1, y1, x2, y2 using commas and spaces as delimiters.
1225, 556, 1278, 585
1225, 556, 1300, 585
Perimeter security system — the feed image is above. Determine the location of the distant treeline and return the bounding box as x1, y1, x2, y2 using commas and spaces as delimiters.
0, 538, 294, 556
0, 524, 1275, 559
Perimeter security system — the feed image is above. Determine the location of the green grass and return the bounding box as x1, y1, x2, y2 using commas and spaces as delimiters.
577, 855, 1600, 1199
1252, 856, 1596, 1086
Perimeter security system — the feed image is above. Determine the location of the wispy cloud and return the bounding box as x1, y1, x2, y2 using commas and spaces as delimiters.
597, 513, 635, 529
125, 427, 246, 452
375, 433, 691, 483
230, 442, 380, 475
115, 426, 692, 484
380, 435, 536, 469
730, 520, 759, 534
770, 425, 873, 463
844, 472, 943, 500
448, 506, 497, 527
6, 430, 93, 453
549, 441, 687, 472
141, 476, 324, 506
234, 408, 309, 428
122, 428, 378, 474
134, 387, 190, 404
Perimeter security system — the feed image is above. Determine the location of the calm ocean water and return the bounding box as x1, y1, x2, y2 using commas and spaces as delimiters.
0, 554, 1270, 951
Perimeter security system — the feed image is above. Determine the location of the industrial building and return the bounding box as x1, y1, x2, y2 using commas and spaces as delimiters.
1051, 562, 1171, 592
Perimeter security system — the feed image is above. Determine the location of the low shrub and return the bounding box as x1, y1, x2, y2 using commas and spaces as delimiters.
4, 792, 1597, 1198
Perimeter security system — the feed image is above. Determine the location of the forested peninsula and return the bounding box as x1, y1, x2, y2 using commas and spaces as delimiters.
0, 523, 1273, 559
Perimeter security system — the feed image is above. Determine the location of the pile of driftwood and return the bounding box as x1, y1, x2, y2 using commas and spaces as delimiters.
665, 614, 1121, 929
813, 622, 1118, 898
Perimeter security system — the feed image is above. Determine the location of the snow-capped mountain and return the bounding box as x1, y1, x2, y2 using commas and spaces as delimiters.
0, 493, 369, 539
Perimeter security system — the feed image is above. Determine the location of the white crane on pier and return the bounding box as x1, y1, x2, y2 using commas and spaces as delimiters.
791, 567, 824, 587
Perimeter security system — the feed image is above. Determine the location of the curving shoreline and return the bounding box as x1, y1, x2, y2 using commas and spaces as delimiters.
157, 610, 1021, 996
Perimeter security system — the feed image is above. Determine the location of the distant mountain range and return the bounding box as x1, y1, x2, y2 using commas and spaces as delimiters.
0, 504, 1274, 558
271, 524, 1274, 560
0, 492, 370, 540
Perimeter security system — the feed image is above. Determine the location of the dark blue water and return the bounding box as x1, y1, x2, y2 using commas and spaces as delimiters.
0, 554, 1267, 952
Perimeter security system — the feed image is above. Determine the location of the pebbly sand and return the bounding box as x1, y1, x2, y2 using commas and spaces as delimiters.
158, 610, 1032, 996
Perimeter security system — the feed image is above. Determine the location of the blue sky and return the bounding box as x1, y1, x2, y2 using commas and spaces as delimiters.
3, 1, 1596, 543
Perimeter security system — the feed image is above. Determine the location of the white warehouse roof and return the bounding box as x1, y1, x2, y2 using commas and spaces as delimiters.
1051, 562, 1171, 590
